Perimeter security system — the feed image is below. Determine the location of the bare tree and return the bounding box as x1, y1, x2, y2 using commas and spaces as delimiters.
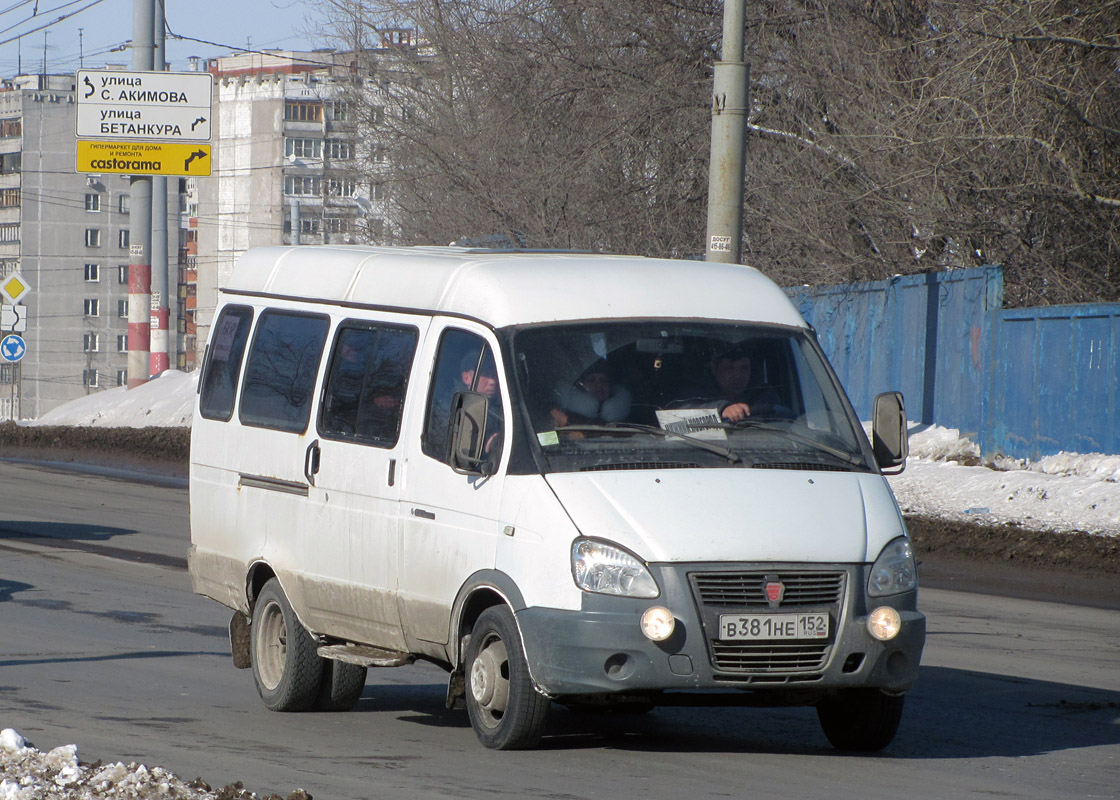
312, 0, 1120, 304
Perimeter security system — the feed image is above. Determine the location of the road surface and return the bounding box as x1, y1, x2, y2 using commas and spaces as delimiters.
0, 461, 1116, 798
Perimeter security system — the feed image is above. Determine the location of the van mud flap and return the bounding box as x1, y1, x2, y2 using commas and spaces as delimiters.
229, 611, 251, 669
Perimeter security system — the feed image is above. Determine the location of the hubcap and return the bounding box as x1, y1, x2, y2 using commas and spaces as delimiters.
254, 599, 287, 691
470, 634, 509, 727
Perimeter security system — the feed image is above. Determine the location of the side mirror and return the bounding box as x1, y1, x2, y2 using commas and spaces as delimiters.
872, 391, 908, 474
449, 391, 494, 476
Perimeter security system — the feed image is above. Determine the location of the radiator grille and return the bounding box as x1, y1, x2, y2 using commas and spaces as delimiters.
710, 641, 830, 671
691, 571, 845, 608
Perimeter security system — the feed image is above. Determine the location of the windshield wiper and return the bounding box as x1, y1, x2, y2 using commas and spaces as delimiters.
719, 419, 866, 467
552, 422, 742, 463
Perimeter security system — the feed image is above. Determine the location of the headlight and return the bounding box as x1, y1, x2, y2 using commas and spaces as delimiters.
571, 538, 659, 598
867, 537, 918, 597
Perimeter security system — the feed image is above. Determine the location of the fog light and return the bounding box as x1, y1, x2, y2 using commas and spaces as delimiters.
868, 606, 902, 641
640, 606, 675, 641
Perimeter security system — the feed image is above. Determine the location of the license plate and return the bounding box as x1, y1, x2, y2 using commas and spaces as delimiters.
719, 613, 830, 641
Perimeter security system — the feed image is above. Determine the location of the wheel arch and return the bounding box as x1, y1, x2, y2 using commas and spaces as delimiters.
449, 570, 527, 670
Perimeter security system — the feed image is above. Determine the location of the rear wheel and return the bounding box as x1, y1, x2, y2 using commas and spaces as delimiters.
816, 689, 905, 751
250, 578, 323, 711
314, 660, 367, 711
465, 606, 550, 749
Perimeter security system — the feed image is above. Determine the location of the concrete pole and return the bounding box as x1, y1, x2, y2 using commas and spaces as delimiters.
704, 0, 750, 264
127, 0, 154, 387
151, 2, 170, 376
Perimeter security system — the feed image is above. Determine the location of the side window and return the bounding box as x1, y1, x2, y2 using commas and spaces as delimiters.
198, 305, 253, 421
319, 322, 419, 446
422, 329, 504, 464
239, 310, 329, 433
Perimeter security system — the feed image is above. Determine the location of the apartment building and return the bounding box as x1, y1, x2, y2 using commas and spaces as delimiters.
0, 73, 183, 419
194, 48, 396, 352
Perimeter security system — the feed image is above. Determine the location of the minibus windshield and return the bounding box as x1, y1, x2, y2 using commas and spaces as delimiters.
511, 321, 873, 473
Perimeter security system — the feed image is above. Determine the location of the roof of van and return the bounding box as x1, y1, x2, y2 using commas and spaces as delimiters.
222, 246, 807, 329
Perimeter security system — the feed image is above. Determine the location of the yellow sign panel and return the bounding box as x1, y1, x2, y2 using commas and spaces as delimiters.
77, 139, 211, 177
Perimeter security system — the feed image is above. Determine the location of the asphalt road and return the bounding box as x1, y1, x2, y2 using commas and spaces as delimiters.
0, 461, 1117, 799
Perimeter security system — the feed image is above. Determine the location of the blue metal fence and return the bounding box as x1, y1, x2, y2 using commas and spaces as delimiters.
786, 267, 1120, 459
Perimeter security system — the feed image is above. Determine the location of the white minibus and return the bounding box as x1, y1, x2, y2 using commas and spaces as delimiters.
188, 246, 924, 750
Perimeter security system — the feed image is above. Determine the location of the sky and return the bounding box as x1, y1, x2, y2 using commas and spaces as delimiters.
0, 0, 328, 78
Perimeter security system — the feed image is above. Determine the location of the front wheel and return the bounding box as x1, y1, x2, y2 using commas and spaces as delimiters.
464, 606, 550, 749
816, 689, 905, 752
250, 578, 324, 711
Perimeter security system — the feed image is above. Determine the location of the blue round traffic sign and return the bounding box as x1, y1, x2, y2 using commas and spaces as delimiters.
1, 333, 25, 363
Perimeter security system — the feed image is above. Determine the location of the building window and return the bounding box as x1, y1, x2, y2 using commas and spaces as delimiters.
324, 217, 350, 234
284, 101, 322, 122
326, 101, 350, 121
328, 178, 357, 198
84, 298, 99, 317
116, 369, 127, 386
371, 145, 386, 163
118, 195, 130, 213
85, 229, 101, 247
0, 188, 19, 207
83, 333, 99, 352
118, 229, 130, 248
118, 265, 128, 284
117, 334, 128, 353
85, 194, 101, 212
117, 299, 128, 318
0, 223, 19, 242
327, 140, 351, 160
300, 217, 320, 235
370, 182, 384, 200
283, 175, 321, 196
83, 369, 99, 388
84, 263, 99, 282
0, 152, 20, 174
0, 118, 21, 137
370, 106, 385, 125
284, 138, 322, 159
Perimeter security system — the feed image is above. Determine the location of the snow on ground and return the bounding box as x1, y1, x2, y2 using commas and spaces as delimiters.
5, 372, 1118, 797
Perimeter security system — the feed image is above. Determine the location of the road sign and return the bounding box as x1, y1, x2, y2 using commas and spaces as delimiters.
0, 271, 30, 304
1, 304, 26, 332
0, 333, 25, 363
75, 69, 213, 142
77, 140, 212, 177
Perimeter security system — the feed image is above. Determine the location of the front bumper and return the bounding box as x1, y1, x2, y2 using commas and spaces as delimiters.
517, 562, 925, 700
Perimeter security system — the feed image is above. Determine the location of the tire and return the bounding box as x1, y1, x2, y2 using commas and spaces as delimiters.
314, 660, 368, 712
816, 689, 905, 752
250, 578, 324, 712
464, 605, 551, 750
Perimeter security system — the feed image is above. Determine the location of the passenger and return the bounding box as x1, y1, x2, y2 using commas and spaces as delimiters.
550, 360, 632, 428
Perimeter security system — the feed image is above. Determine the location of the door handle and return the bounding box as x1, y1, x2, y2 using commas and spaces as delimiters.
304, 439, 321, 486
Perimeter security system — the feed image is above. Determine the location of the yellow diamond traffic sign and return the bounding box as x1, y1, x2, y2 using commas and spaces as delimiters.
0, 272, 30, 304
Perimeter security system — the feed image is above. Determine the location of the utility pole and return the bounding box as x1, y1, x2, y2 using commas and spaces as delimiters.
704, 0, 750, 264
127, 0, 154, 387
151, 2, 170, 376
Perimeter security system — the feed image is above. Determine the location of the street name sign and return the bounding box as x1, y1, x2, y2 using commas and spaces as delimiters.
76, 69, 213, 142
77, 140, 212, 177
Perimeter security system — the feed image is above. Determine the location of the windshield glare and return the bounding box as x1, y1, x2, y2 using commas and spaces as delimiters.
511, 322, 871, 473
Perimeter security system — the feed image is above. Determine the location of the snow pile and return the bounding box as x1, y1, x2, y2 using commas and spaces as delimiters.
0, 728, 307, 800
27, 371, 199, 429
891, 426, 1119, 536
